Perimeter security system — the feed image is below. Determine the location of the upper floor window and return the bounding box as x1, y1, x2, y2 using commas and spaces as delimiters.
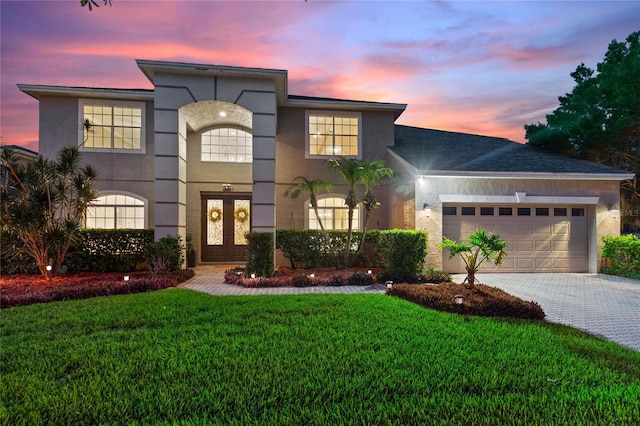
201, 128, 252, 163
85, 194, 145, 229
80, 100, 144, 152
308, 196, 359, 230
307, 112, 360, 158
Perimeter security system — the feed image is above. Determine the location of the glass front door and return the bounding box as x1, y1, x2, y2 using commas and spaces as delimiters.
201, 194, 251, 262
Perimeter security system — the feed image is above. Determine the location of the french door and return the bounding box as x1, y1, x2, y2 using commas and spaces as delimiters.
201, 193, 251, 263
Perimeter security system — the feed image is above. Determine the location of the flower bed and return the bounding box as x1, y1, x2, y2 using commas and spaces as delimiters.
387, 282, 545, 320
0, 270, 194, 308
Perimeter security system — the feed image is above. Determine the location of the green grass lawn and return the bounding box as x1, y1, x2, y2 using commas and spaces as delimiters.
1, 289, 639, 425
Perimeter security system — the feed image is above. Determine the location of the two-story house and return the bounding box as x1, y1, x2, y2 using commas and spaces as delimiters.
18, 59, 633, 273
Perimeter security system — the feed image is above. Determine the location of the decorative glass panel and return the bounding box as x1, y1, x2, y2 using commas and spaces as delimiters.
234, 199, 250, 245
207, 199, 223, 245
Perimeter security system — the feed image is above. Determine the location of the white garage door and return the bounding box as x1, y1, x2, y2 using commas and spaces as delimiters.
442, 205, 588, 273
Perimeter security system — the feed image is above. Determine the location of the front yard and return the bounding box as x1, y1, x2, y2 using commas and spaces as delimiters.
1, 289, 639, 425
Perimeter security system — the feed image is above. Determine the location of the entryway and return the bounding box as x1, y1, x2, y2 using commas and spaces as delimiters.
201, 193, 251, 263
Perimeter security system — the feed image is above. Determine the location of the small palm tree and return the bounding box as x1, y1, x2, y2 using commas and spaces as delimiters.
358, 160, 393, 251
284, 177, 333, 231
327, 158, 365, 266
440, 229, 508, 289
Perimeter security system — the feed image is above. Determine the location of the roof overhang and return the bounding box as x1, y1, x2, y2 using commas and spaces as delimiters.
136, 59, 288, 104
17, 84, 154, 101
287, 96, 407, 120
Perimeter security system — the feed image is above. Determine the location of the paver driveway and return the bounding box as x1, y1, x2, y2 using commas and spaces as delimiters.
452, 273, 640, 352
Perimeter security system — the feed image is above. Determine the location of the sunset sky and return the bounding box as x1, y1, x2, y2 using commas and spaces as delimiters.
1, 0, 638, 152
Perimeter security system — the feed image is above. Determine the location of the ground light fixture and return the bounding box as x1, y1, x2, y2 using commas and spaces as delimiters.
124, 275, 130, 282
46, 265, 52, 281
455, 294, 464, 304
386, 281, 393, 289
250, 273, 256, 279
367, 269, 372, 275
309, 272, 315, 278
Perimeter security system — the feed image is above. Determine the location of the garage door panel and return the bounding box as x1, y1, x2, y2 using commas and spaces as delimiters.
442, 204, 588, 273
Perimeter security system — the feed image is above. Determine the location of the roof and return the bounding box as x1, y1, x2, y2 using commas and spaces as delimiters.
1, 144, 38, 158
389, 125, 634, 179
288, 95, 406, 119
18, 84, 153, 101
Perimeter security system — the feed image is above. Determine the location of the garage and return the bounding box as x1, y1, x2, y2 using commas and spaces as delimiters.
442, 204, 588, 273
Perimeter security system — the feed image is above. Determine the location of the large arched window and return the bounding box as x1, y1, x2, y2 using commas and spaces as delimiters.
201, 127, 252, 163
85, 194, 145, 229
308, 196, 359, 230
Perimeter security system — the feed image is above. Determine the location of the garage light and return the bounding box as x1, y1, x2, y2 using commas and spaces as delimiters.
423, 203, 432, 217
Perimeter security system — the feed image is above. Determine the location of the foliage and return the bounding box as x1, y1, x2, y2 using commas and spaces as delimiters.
358, 160, 394, 249
525, 31, 640, 221
0, 228, 39, 274
245, 232, 274, 277
441, 229, 507, 289
284, 176, 333, 231
1, 146, 99, 278
2, 291, 639, 425
0, 270, 194, 308
80, 0, 112, 11
145, 235, 184, 272
423, 267, 452, 283
276, 229, 349, 268
225, 268, 377, 288
387, 283, 546, 320
378, 229, 427, 275
602, 234, 640, 271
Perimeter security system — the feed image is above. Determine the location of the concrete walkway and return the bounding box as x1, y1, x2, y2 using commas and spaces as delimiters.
181, 267, 640, 352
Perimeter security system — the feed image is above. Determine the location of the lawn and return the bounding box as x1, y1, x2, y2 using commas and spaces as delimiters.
1, 289, 639, 425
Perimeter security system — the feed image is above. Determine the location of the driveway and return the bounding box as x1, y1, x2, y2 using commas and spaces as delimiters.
452, 273, 640, 352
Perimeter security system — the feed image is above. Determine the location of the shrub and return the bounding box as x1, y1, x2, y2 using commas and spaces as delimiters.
290, 273, 314, 287
246, 232, 274, 277
378, 230, 428, 276
602, 234, 640, 272
145, 235, 184, 272
324, 274, 347, 286
387, 283, 545, 320
377, 270, 421, 284
346, 271, 375, 286
423, 267, 451, 283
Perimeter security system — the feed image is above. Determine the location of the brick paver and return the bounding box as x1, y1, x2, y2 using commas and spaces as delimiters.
181, 267, 639, 352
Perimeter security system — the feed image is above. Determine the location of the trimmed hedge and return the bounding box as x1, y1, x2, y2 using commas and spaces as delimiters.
246, 232, 275, 278
276, 229, 427, 274
602, 234, 640, 272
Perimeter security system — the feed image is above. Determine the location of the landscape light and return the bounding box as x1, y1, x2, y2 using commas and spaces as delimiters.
124, 275, 130, 282
386, 281, 393, 289
455, 294, 464, 305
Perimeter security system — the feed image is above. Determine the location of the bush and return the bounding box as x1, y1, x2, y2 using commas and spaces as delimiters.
602, 234, 640, 272
423, 267, 451, 283
346, 271, 375, 286
145, 235, 184, 272
387, 283, 545, 320
379, 230, 428, 276
246, 232, 274, 277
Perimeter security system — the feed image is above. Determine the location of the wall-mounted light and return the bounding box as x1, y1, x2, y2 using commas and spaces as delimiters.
423, 203, 432, 217
608, 204, 620, 219
223, 184, 232, 192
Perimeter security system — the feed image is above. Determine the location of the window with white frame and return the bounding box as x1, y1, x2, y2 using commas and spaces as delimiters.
201, 127, 253, 163
85, 194, 145, 229
80, 101, 144, 151
307, 112, 360, 158
309, 196, 359, 230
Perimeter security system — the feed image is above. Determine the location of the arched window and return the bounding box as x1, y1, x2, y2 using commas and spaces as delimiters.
308, 196, 359, 230
201, 128, 252, 163
85, 194, 145, 229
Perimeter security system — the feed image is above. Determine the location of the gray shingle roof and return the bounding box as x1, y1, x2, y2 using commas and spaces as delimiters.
390, 125, 631, 176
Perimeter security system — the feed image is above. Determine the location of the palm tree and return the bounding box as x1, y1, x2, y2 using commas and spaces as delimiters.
358, 160, 394, 251
284, 176, 333, 231
1, 146, 98, 278
327, 158, 365, 266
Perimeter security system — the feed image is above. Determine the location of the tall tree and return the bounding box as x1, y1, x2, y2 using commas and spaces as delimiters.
284, 176, 333, 231
525, 31, 640, 227
1, 146, 98, 278
358, 160, 393, 252
327, 157, 365, 266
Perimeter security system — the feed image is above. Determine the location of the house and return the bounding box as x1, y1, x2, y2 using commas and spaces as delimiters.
17, 59, 633, 273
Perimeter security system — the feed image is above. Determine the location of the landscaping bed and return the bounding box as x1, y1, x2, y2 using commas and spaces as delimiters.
0, 270, 194, 308
388, 282, 546, 320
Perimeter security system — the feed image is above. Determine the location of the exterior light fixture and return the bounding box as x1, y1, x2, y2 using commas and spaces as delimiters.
367, 269, 372, 275
250, 273, 256, 279
455, 294, 464, 305
219, 111, 227, 117
222, 184, 232, 192
124, 275, 130, 282
608, 204, 620, 219
423, 203, 432, 217
386, 281, 393, 289
46, 265, 52, 272
309, 272, 315, 278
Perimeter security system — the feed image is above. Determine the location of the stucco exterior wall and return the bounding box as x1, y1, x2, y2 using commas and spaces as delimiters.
415, 176, 623, 272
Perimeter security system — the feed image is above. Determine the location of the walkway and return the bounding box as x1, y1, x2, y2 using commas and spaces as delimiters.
181, 267, 640, 352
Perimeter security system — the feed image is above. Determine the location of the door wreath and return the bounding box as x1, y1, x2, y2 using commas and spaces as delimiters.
208, 207, 222, 223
